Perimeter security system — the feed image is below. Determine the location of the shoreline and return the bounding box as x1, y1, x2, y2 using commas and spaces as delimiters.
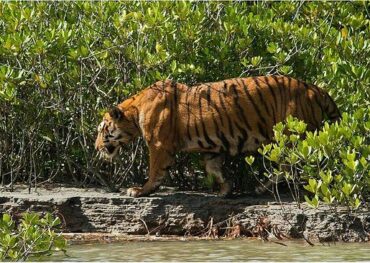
1, 186, 369, 243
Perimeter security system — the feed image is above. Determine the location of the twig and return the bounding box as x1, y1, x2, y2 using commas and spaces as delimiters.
139, 218, 150, 236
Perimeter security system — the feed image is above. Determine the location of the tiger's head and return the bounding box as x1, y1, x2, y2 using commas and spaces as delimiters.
95, 106, 138, 159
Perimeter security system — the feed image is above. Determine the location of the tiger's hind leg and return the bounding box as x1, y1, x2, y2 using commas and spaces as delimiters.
203, 154, 231, 197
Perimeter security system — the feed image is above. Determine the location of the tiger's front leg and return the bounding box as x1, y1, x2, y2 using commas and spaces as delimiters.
127, 146, 174, 197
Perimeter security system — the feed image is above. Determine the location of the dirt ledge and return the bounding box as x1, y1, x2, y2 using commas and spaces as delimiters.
1, 186, 369, 242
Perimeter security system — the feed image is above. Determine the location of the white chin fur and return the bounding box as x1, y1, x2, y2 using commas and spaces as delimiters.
99, 151, 117, 161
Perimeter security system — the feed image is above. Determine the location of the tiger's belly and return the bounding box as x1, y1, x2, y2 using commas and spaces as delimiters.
182, 132, 267, 156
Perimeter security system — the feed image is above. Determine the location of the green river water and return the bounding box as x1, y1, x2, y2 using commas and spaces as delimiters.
41, 239, 370, 262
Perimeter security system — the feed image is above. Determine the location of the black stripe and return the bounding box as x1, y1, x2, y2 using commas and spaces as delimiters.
273, 76, 284, 120
150, 83, 158, 92
308, 97, 320, 128
202, 121, 216, 148
314, 96, 324, 122
301, 82, 310, 122
302, 82, 309, 90
219, 83, 228, 110
325, 92, 339, 117
198, 140, 204, 148
168, 92, 174, 129
264, 76, 278, 123
193, 86, 200, 138
218, 86, 235, 138
173, 81, 178, 105
309, 84, 322, 96
234, 119, 248, 140
163, 82, 174, 131
223, 81, 227, 92
237, 136, 244, 154
162, 81, 167, 106
197, 86, 224, 127
294, 81, 302, 113
211, 100, 224, 126
253, 77, 272, 119
223, 108, 249, 154
197, 140, 212, 150
186, 87, 192, 141
299, 89, 310, 123
199, 93, 216, 147
204, 153, 220, 160
230, 82, 253, 130
219, 131, 231, 153
278, 76, 286, 121
286, 77, 293, 119
227, 117, 235, 139
131, 107, 140, 131
302, 84, 320, 127
206, 84, 211, 110
211, 114, 225, 152
306, 84, 324, 120
282, 77, 289, 120
212, 113, 220, 132
193, 90, 200, 137
172, 81, 177, 130
308, 85, 327, 116
240, 79, 268, 126
257, 122, 268, 140
235, 120, 249, 154
287, 77, 292, 100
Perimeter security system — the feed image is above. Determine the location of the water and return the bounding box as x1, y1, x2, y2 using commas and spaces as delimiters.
43, 239, 370, 262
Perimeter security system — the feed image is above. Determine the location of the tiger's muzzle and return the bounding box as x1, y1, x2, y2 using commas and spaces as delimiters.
95, 134, 120, 159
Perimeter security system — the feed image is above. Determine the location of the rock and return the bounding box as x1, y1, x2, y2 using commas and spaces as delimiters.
0, 186, 369, 242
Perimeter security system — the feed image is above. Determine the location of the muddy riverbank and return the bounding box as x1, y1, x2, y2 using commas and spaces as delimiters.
1, 185, 369, 242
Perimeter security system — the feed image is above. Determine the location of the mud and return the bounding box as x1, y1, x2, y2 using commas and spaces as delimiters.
1, 185, 369, 242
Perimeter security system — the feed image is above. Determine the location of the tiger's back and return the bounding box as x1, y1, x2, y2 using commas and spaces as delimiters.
173, 75, 340, 156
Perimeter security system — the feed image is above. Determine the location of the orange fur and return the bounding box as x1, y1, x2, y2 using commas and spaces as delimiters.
95, 76, 340, 197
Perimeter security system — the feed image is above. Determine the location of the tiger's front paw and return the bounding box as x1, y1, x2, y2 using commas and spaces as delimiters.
218, 182, 232, 198
127, 187, 145, 197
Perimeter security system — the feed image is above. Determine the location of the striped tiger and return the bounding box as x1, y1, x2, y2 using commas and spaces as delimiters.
95, 76, 341, 197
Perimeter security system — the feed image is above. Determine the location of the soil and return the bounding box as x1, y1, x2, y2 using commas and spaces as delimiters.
1, 185, 369, 242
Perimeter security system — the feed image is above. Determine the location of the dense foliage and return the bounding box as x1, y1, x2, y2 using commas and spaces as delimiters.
0, 212, 67, 261
0, 2, 369, 197
247, 112, 370, 208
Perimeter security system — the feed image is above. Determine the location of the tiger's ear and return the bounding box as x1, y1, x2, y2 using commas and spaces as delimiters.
109, 107, 124, 121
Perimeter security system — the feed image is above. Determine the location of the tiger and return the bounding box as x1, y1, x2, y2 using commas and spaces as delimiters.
95, 75, 341, 198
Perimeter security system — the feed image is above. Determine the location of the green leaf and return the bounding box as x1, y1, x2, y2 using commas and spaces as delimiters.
41, 135, 52, 142
354, 198, 361, 209
170, 60, 177, 72
267, 42, 278, 53
304, 195, 319, 208
342, 182, 353, 197
251, 56, 262, 66
2, 214, 11, 223
79, 46, 89, 57
52, 217, 61, 227
245, 156, 255, 166
301, 142, 311, 159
